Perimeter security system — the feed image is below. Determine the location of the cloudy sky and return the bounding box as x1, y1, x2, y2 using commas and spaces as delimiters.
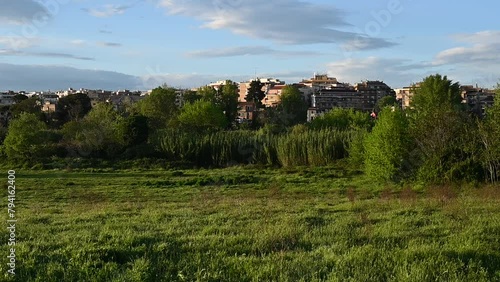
0, 0, 499, 91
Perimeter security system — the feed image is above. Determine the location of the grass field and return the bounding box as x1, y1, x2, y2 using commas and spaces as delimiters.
2, 165, 500, 281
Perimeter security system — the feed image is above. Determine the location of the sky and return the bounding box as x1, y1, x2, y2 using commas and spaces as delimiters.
0, 0, 499, 91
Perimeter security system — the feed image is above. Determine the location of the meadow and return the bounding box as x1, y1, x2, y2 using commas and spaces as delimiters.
2, 165, 500, 281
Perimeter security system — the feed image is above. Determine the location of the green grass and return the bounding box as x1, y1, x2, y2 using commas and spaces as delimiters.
2, 166, 500, 281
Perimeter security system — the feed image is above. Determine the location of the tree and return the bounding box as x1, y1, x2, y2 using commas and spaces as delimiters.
198, 86, 219, 104
309, 108, 372, 131
374, 95, 398, 112
177, 100, 228, 132
3, 113, 49, 161
245, 80, 266, 108
277, 85, 308, 126
182, 90, 202, 105
409, 74, 462, 119
137, 86, 178, 130
364, 107, 412, 182
13, 94, 28, 104
219, 80, 240, 126
408, 74, 472, 183
120, 114, 149, 147
55, 93, 92, 125
10, 97, 43, 119
62, 103, 126, 158
479, 85, 500, 182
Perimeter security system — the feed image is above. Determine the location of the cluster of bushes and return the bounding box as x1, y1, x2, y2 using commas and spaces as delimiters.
360, 74, 500, 185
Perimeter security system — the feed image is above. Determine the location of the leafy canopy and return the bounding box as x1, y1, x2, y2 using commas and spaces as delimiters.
3, 113, 48, 160
178, 100, 228, 132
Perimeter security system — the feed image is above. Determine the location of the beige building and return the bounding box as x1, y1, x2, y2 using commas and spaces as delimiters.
263, 85, 286, 107
41, 102, 56, 113
395, 87, 414, 109
238, 78, 285, 103
300, 74, 338, 89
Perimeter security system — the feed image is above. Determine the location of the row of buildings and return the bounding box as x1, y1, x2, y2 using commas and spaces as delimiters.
206, 75, 399, 122
1, 75, 497, 124
395, 83, 497, 117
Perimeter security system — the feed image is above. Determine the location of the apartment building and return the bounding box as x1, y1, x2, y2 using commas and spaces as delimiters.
263, 84, 286, 107
238, 78, 285, 103
462, 86, 497, 117
307, 80, 395, 121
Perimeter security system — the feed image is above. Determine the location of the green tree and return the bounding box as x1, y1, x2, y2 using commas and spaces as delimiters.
479, 85, 500, 182
55, 93, 92, 125
409, 74, 462, 119
245, 80, 266, 108
3, 113, 49, 161
10, 97, 43, 119
364, 108, 412, 182
408, 74, 472, 183
137, 87, 178, 130
182, 90, 202, 105
13, 94, 28, 103
309, 108, 372, 131
198, 86, 219, 104
374, 95, 398, 112
62, 103, 125, 158
277, 85, 308, 126
177, 100, 228, 132
120, 115, 149, 147
219, 80, 240, 126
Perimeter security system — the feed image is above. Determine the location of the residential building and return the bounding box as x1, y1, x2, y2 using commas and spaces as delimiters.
238, 78, 285, 103
40, 92, 59, 104
106, 95, 144, 111
297, 74, 343, 105
308, 83, 358, 120
263, 84, 286, 107
306, 80, 395, 121
462, 86, 496, 117
0, 92, 16, 106
354, 81, 395, 107
395, 87, 414, 109
300, 74, 338, 90
237, 101, 256, 122
41, 102, 56, 113
207, 80, 237, 91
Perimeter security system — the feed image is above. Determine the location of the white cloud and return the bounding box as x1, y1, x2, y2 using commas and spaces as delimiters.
158, 0, 395, 49
324, 30, 500, 88
451, 30, 500, 44
97, 41, 123, 47
140, 73, 249, 89
186, 46, 323, 58
139, 70, 316, 89
428, 30, 500, 87
0, 36, 36, 49
326, 57, 434, 87
0, 0, 51, 25
82, 4, 131, 18
70, 39, 86, 46
434, 30, 500, 65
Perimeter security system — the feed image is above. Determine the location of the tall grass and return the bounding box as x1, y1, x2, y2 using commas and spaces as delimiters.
155, 128, 352, 167
276, 129, 351, 167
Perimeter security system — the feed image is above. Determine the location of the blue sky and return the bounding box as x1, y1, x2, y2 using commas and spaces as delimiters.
1, 0, 499, 91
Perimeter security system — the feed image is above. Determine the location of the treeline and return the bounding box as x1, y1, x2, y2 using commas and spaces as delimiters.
360, 74, 500, 184
0, 82, 312, 166
1, 74, 500, 185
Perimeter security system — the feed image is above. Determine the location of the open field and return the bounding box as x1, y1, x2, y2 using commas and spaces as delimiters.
2, 166, 500, 281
